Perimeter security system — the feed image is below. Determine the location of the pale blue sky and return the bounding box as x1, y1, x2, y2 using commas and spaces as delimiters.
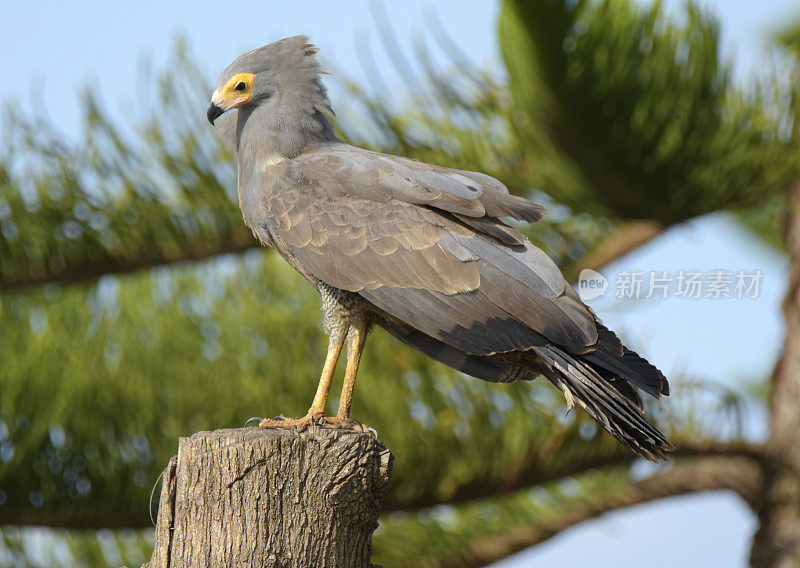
1, 1, 795, 567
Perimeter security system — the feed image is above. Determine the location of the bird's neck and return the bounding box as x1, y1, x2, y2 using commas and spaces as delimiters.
233, 102, 338, 234
235, 102, 337, 161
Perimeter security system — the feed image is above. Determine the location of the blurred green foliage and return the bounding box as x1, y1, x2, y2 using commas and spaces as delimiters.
2, 0, 799, 566
0, 45, 250, 291
499, 0, 800, 223
776, 16, 800, 55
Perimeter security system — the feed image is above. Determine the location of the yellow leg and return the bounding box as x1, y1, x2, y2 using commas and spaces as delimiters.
336, 321, 367, 421
260, 331, 346, 430
309, 334, 346, 417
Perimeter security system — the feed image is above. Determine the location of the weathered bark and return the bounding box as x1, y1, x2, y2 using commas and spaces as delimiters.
751, 181, 800, 568
142, 426, 393, 568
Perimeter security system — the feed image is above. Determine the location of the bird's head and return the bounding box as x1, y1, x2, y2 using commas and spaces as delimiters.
207, 35, 332, 127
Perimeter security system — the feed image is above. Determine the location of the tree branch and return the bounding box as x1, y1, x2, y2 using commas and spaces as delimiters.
2, 216, 663, 293
563, 219, 665, 283
750, 179, 800, 567
383, 440, 764, 512
0, 231, 259, 292
430, 455, 763, 568
1, 442, 762, 530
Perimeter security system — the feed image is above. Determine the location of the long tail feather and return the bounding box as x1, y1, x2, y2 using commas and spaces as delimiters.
532, 346, 673, 462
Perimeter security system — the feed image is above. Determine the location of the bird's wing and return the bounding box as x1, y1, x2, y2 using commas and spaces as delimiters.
259, 144, 597, 355
291, 144, 545, 244
357, 246, 598, 355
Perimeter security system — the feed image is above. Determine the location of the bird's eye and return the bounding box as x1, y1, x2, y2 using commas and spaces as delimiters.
234, 81, 247, 92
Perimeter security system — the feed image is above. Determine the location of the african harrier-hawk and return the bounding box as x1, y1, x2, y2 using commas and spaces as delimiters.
207, 36, 672, 461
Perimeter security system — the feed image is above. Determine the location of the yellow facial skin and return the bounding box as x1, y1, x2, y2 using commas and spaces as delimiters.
211, 72, 255, 111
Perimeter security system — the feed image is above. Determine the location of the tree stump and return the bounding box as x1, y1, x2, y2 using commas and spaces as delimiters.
142, 425, 393, 568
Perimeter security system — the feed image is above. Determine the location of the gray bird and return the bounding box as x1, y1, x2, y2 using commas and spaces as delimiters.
208, 36, 672, 461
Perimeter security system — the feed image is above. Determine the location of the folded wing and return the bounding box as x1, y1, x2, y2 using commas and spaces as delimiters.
258, 143, 598, 355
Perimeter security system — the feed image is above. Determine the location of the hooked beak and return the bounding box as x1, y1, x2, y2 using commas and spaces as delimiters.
207, 89, 248, 125
207, 103, 224, 125
206, 90, 227, 125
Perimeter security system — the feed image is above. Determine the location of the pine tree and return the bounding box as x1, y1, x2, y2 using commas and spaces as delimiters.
2, 2, 800, 566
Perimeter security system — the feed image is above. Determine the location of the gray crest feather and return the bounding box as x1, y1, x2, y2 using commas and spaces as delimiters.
224, 35, 333, 115
213, 35, 335, 155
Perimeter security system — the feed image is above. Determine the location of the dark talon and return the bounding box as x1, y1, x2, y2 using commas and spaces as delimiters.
244, 416, 263, 427
367, 426, 379, 439
272, 414, 287, 421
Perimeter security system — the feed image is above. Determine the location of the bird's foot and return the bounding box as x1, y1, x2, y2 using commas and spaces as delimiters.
257, 413, 376, 437
320, 416, 373, 433
259, 412, 320, 432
